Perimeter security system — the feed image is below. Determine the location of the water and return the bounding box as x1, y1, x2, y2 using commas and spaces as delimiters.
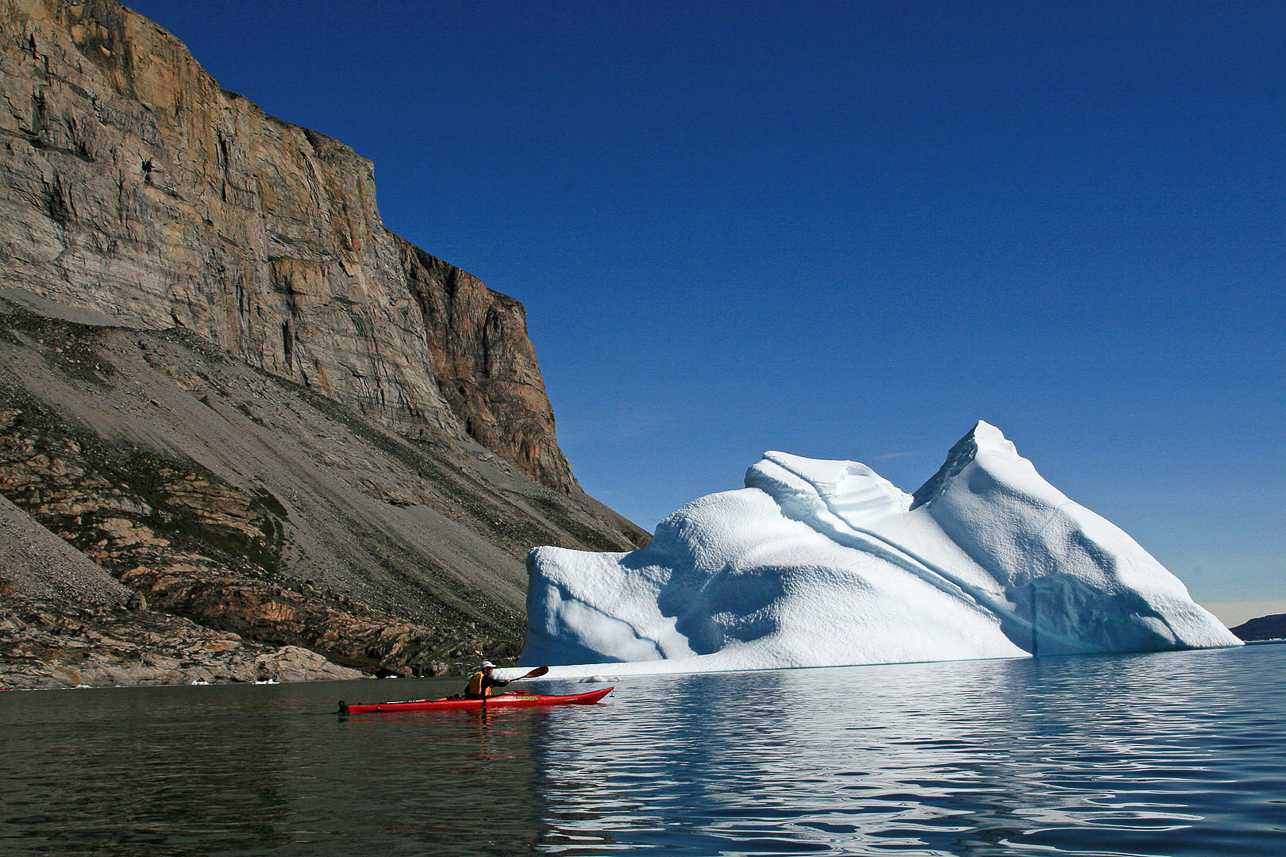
2, 645, 1283, 856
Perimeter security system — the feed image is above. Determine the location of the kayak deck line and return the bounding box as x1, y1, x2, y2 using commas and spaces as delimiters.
337, 686, 613, 714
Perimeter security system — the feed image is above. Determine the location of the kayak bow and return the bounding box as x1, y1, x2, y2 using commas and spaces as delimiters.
338, 686, 612, 714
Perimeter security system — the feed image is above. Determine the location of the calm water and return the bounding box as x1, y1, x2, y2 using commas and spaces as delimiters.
1, 645, 1283, 856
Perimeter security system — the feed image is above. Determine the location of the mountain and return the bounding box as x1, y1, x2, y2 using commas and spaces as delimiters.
1230, 613, 1286, 642
521, 421, 1239, 677
0, 0, 647, 689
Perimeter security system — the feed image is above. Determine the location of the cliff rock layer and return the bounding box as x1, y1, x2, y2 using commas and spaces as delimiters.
0, 1, 649, 688
0, 0, 574, 493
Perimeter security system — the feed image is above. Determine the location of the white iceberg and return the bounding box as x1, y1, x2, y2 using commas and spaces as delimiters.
518, 421, 1240, 679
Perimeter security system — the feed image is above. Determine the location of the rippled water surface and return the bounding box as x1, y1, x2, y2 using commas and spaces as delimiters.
2, 645, 1283, 855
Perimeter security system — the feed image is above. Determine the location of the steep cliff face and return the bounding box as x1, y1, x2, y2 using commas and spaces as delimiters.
0, 0, 649, 688
0, 0, 575, 493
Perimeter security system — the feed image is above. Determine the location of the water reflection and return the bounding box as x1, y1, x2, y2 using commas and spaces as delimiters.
2, 647, 1282, 856
1, 679, 554, 855
530, 647, 1286, 856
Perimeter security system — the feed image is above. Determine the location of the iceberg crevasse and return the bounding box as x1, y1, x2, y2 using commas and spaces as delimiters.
519, 421, 1239, 677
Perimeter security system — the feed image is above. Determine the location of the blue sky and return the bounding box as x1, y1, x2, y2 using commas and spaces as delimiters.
123, 1, 1283, 624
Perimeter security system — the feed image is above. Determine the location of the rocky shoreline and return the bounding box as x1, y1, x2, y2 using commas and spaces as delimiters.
0, 292, 630, 690
0, 597, 365, 690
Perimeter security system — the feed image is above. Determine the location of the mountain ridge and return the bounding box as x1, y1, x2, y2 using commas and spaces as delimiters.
1230, 613, 1286, 642
0, 0, 647, 688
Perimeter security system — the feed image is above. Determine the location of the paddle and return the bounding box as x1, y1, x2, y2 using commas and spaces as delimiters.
490, 665, 549, 701
516, 665, 549, 680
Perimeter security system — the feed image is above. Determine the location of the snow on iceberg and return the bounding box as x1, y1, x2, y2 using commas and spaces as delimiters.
519, 421, 1240, 678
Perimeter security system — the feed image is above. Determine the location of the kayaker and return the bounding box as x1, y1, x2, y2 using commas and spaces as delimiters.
464, 661, 512, 699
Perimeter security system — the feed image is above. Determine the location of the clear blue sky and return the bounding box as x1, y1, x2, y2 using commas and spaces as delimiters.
123, 1, 1283, 624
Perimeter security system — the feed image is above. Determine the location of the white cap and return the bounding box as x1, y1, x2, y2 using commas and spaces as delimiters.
480, 661, 495, 669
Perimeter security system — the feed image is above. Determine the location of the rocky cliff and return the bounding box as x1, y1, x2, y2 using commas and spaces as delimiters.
0, 0, 648, 688
1, 0, 574, 493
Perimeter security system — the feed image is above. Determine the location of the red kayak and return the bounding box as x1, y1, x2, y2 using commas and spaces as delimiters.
338, 686, 612, 714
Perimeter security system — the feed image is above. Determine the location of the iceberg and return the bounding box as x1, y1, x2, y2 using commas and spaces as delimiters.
518, 422, 1240, 678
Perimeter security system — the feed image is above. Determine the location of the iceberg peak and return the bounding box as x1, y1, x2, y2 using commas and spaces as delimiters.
521, 422, 1239, 677
911, 420, 1017, 510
